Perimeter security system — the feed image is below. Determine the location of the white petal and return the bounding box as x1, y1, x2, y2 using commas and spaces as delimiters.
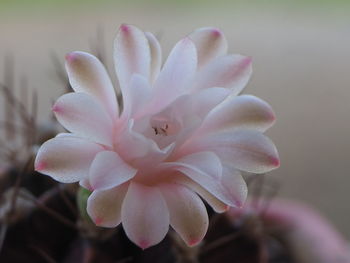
162, 152, 243, 207
149, 38, 197, 113
194, 54, 252, 95
121, 183, 169, 249
198, 95, 276, 135
65, 51, 118, 119
121, 74, 152, 120
221, 165, 247, 207
182, 130, 280, 174
87, 183, 128, 227
114, 24, 151, 92
53, 92, 113, 146
55, 132, 78, 138
173, 151, 222, 180
35, 136, 104, 183
145, 32, 162, 83
89, 151, 137, 191
79, 177, 92, 191
189, 27, 227, 68
160, 183, 208, 246
179, 179, 228, 213
190, 87, 230, 119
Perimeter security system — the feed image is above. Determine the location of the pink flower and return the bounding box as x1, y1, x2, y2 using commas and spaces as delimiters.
35, 24, 279, 249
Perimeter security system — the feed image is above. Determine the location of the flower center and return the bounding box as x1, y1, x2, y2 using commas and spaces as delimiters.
150, 115, 180, 137
152, 123, 169, 136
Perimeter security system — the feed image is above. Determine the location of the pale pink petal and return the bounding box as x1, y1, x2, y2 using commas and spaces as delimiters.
114, 24, 151, 92
221, 165, 248, 207
35, 136, 104, 183
181, 130, 280, 174
87, 183, 128, 227
145, 32, 162, 83
116, 119, 174, 168
194, 54, 252, 95
151, 87, 229, 125
121, 74, 152, 120
162, 152, 243, 207
53, 92, 113, 146
121, 182, 169, 249
115, 120, 151, 161
176, 177, 229, 213
190, 87, 231, 119
197, 95, 276, 135
65, 51, 118, 119
55, 132, 78, 138
79, 177, 92, 191
160, 183, 208, 246
89, 151, 137, 191
188, 27, 227, 68
149, 38, 197, 113
146, 94, 200, 150
144, 88, 229, 151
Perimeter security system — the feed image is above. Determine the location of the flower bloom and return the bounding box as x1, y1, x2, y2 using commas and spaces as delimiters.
35, 24, 279, 249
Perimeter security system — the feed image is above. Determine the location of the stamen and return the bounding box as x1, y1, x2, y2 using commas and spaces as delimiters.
152, 123, 169, 136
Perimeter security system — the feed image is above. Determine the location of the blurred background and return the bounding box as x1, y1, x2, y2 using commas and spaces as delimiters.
0, 0, 349, 239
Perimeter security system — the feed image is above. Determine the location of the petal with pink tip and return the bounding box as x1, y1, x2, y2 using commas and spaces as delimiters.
198, 95, 276, 135
53, 92, 113, 146
121, 182, 169, 249
65, 51, 118, 119
114, 24, 151, 92
80, 177, 92, 191
145, 32, 162, 83
35, 136, 104, 183
89, 151, 137, 191
161, 152, 243, 207
194, 54, 252, 95
87, 183, 128, 227
150, 38, 197, 113
189, 27, 227, 68
182, 130, 280, 173
160, 183, 208, 246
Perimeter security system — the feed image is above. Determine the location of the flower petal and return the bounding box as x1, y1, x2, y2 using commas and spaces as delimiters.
65, 51, 118, 119
150, 38, 197, 113
221, 165, 247, 207
190, 87, 231, 119
121, 182, 169, 249
181, 130, 280, 173
197, 95, 276, 135
160, 183, 208, 246
53, 92, 113, 146
194, 54, 252, 95
189, 27, 227, 68
89, 151, 137, 191
114, 24, 151, 92
162, 152, 243, 207
80, 177, 92, 191
35, 136, 104, 183
145, 32, 162, 83
87, 183, 128, 227
178, 178, 229, 213
121, 74, 152, 120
